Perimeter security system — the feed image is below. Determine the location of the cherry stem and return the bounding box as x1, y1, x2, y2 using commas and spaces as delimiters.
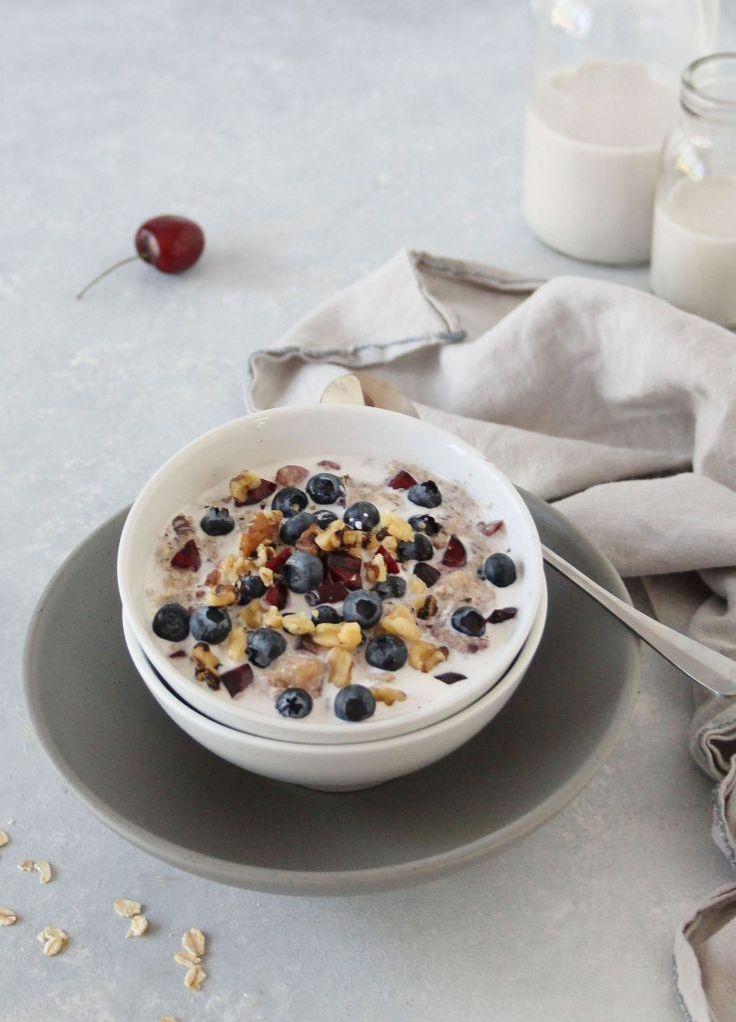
76, 254, 143, 300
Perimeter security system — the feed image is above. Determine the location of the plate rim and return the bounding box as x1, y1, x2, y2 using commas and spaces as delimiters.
23, 499, 639, 896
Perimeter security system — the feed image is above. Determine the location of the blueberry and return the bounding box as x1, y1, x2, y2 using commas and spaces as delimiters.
342, 589, 383, 629
279, 510, 315, 545
189, 606, 232, 644
343, 501, 380, 532
413, 562, 440, 587
237, 573, 266, 605
275, 687, 313, 719
374, 576, 407, 600
152, 602, 189, 641
306, 472, 344, 505
200, 507, 235, 536
482, 553, 517, 587
451, 607, 486, 637
365, 634, 408, 671
397, 533, 434, 562
247, 627, 287, 668
312, 604, 342, 624
314, 509, 338, 529
407, 481, 442, 508
282, 551, 324, 593
271, 487, 308, 518
334, 684, 376, 722
408, 513, 441, 536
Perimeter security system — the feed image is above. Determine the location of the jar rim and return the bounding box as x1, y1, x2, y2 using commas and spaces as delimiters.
681, 53, 736, 118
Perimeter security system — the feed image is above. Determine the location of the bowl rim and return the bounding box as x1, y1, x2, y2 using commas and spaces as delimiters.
117, 404, 545, 744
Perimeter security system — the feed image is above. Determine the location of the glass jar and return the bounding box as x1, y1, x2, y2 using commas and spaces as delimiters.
650, 53, 736, 326
523, 0, 718, 264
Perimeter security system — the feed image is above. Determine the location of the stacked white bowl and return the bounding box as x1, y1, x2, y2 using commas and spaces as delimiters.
118, 406, 547, 790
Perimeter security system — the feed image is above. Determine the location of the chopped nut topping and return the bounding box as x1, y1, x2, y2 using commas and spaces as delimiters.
217, 553, 252, 585
381, 534, 398, 553
372, 686, 407, 706
239, 510, 283, 557
255, 542, 275, 568
0, 830, 9, 847
270, 655, 324, 695
114, 898, 142, 918
229, 469, 261, 503
0, 907, 18, 926
182, 927, 206, 957
409, 575, 427, 597
381, 513, 413, 542
282, 613, 316, 636
258, 566, 274, 587
313, 621, 362, 650
327, 647, 353, 688
341, 529, 364, 549
381, 605, 421, 642
417, 595, 438, 620
240, 601, 263, 629
191, 643, 221, 688
205, 584, 238, 607
126, 914, 148, 938
263, 606, 283, 629
408, 639, 448, 673
226, 625, 247, 662
315, 519, 345, 551
365, 553, 387, 585
184, 964, 207, 991
295, 523, 320, 553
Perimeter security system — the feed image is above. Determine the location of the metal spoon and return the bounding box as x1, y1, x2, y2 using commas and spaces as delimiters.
321, 373, 736, 698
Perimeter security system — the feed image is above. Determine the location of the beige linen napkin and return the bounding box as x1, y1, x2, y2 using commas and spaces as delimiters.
246, 249, 736, 1018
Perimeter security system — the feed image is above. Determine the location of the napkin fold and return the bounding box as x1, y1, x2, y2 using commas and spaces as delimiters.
246, 249, 736, 1018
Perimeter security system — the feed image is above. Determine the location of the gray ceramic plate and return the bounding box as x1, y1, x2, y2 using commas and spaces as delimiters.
24, 495, 638, 896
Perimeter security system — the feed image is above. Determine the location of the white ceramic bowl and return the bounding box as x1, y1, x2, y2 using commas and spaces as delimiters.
118, 405, 545, 745
122, 582, 547, 790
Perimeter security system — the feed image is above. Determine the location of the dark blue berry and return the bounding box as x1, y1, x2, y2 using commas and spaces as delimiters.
365, 635, 408, 671
397, 533, 434, 562
237, 574, 266, 605
200, 507, 235, 536
343, 501, 380, 532
374, 576, 407, 600
314, 509, 338, 529
275, 687, 313, 719
342, 589, 383, 629
334, 684, 376, 722
247, 627, 287, 668
482, 553, 517, 587
271, 487, 308, 518
408, 513, 441, 536
152, 602, 189, 641
407, 481, 442, 508
282, 551, 324, 594
413, 562, 440, 587
306, 473, 344, 505
451, 607, 486, 637
279, 510, 315, 545
189, 606, 232, 644
312, 604, 342, 624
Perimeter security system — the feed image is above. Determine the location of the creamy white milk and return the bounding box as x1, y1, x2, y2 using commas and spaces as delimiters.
650, 176, 736, 326
523, 60, 678, 264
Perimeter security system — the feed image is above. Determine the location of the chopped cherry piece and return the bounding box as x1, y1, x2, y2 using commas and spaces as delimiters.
263, 582, 289, 610
169, 649, 187, 659
236, 479, 277, 506
441, 534, 467, 568
170, 539, 200, 571
414, 562, 440, 587
326, 552, 362, 585
220, 663, 254, 698
477, 520, 504, 536
266, 547, 293, 571
488, 607, 518, 624
275, 465, 308, 487
304, 580, 350, 605
295, 634, 322, 654
377, 545, 399, 574
387, 470, 417, 490
318, 459, 341, 470
435, 671, 467, 684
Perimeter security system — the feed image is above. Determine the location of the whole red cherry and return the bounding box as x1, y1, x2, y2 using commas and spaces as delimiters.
76, 215, 205, 299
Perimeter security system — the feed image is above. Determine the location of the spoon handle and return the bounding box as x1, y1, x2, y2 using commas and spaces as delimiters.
542, 544, 736, 698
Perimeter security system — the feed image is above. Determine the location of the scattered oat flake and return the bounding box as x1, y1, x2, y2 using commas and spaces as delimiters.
35, 860, 52, 884
184, 964, 207, 991
37, 926, 69, 957
174, 950, 201, 967
114, 898, 142, 917
18, 859, 33, 872
0, 907, 18, 926
0, 830, 9, 847
182, 927, 206, 957
126, 914, 148, 938
160, 1017, 179, 1022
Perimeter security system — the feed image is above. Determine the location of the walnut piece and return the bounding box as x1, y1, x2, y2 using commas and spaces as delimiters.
381, 513, 413, 542
263, 606, 283, 629
191, 643, 221, 688
206, 584, 238, 607
258, 566, 274, 587
364, 552, 387, 585
327, 647, 353, 688
239, 509, 283, 557
313, 621, 362, 650
408, 639, 448, 673
282, 613, 315, 636
315, 519, 345, 552
381, 605, 421, 642
226, 625, 247, 662
229, 469, 262, 503
295, 523, 320, 553
240, 600, 264, 629
372, 686, 407, 706
269, 655, 325, 696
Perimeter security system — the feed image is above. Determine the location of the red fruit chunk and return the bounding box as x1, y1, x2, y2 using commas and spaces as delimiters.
237, 479, 277, 506
135, 215, 205, 274
266, 547, 293, 571
377, 545, 399, 574
413, 562, 440, 587
435, 671, 467, 685
487, 607, 518, 624
477, 520, 504, 536
318, 459, 341, 470
170, 539, 200, 571
441, 535, 467, 568
264, 582, 289, 610
304, 580, 349, 606
387, 470, 417, 490
295, 635, 322, 654
169, 649, 186, 659
275, 465, 308, 487
326, 552, 362, 585
220, 663, 254, 698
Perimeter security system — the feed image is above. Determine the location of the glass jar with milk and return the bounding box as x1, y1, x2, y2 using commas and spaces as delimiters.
650, 54, 736, 326
523, 0, 718, 264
